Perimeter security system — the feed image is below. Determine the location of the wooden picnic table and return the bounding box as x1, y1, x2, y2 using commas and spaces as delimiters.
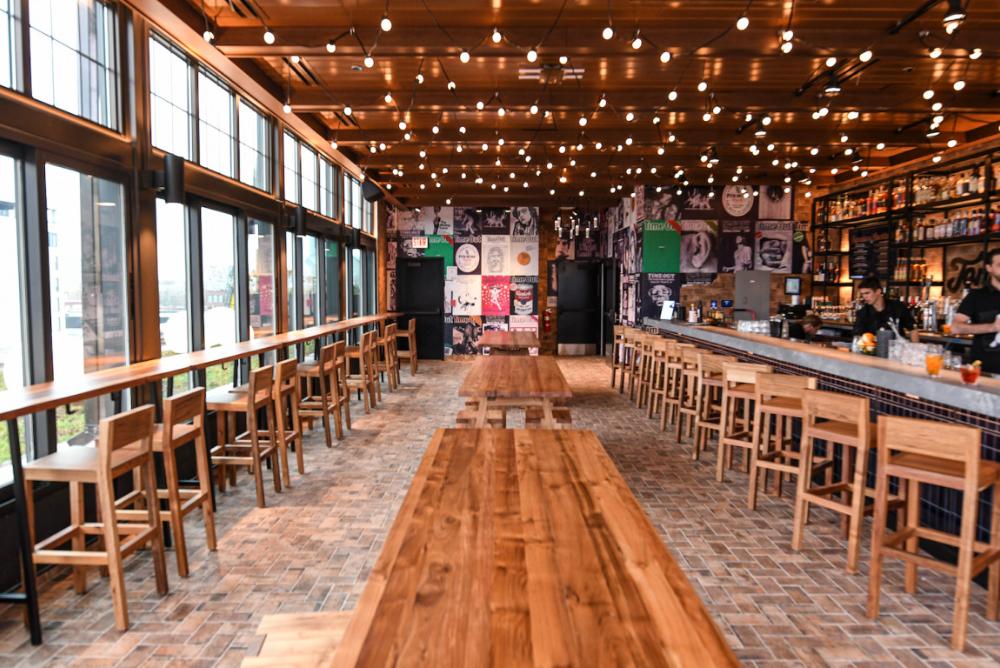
479, 330, 540, 352
326, 428, 740, 667
458, 354, 572, 428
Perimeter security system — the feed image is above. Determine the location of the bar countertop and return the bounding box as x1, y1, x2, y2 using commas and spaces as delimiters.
644, 318, 1000, 416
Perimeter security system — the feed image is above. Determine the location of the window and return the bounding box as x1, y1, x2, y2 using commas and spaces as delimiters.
300, 144, 317, 212
239, 102, 270, 191
285, 230, 297, 331
323, 239, 339, 322
155, 200, 191, 394
302, 235, 318, 327
198, 70, 235, 178
149, 36, 193, 159
0, 154, 26, 466
0, 0, 19, 90
350, 247, 363, 317
319, 158, 337, 219
345, 176, 363, 229
365, 201, 375, 235
45, 164, 127, 445
201, 207, 236, 388
30, 0, 118, 129
365, 249, 377, 315
248, 220, 275, 338
283, 132, 299, 204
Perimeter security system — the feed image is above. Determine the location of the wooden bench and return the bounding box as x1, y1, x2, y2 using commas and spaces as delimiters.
242, 611, 352, 668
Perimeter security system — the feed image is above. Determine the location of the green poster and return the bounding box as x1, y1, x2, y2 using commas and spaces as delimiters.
642, 220, 681, 273
424, 234, 455, 267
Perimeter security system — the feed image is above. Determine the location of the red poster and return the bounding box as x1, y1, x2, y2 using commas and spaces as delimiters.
481, 276, 510, 316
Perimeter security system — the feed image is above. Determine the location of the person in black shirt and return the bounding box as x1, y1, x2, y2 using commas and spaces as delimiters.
788, 314, 823, 341
952, 248, 1000, 374
852, 276, 918, 341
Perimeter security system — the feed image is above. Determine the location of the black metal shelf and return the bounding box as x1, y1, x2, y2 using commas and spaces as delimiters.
910, 194, 986, 212
820, 211, 896, 227
907, 233, 996, 248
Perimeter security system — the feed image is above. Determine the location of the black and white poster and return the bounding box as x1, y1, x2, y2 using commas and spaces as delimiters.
509, 206, 539, 235
682, 187, 717, 218
453, 208, 481, 237
792, 221, 813, 274
480, 208, 509, 235
575, 234, 599, 259
644, 186, 682, 222
454, 242, 481, 274
639, 273, 683, 320
755, 220, 794, 272
718, 220, 754, 272
720, 185, 757, 218
680, 219, 719, 273
449, 316, 483, 355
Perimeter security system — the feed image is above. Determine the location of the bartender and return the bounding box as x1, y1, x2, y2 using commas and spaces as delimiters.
788, 314, 824, 342
852, 276, 918, 341
951, 248, 1000, 374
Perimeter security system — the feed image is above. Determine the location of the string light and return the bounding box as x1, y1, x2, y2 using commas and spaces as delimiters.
602, 24, 614, 40
384, 91, 393, 103
459, 49, 471, 63
526, 48, 538, 62
380, 14, 392, 32
697, 80, 708, 92
343, 105, 352, 115
363, 55, 375, 68
736, 15, 750, 31
659, 50, 672, 63
492, 27, 503, 43
263, 28, 276, 44
969, 47, 982, 59
326, 40, 337, 53
631, 31, 643, 49
667, 90, 678, 101
953, 80, 966, 91
860, 49, 873, 62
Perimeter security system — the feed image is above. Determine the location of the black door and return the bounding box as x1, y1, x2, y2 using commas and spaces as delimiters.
397, 257, 445, 360
557, 260, 605, 355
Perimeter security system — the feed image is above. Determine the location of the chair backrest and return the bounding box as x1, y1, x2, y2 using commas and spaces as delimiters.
650, 338, 670, 355
274, 358, 298, 397
248, 365, 274, 409
877, 415, 981, 464
722, 361, 772, 386
613, 325, 625, 338
755, 372, 817, 399
407, 318, 417, 334
680, 346, 701, 368
98, 404, 155, 468
698, 353, 736, 378
319, 342, 337, 376
163, 387, 205, 442
384, 322, 397, 343
802, 389, 868, 432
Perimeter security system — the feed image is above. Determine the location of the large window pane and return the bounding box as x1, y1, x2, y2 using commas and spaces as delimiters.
283, 132, 299, 204
0, 0, 20, 90
302, 236, 318, 327
319, 158, 337, 219
0, 155, 27, 465
30, 0, 118, 129
365, 249, 376, 314
300, 144, 317, 212
286, 230, 297, 331
248, 220, 275, 338
347, 177, 363, 229
239, 101, 269, 191
155, 200, 191, 394
350, 247, 363, 317
323, 239, 339, 322
201, 207, 236, 389
198, 70, 235, 178
149, 36, 193, 159
45, 164, 127, 445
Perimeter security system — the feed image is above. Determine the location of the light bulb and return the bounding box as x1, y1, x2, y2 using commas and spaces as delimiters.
625, 136, 633, 145
825, 56, 837, 67
432, 125, 440, 134
378, 142, 386, 151
931, 101, 942, 111
263, 29, 275, 45
459, 126, 466, 133
447, 80, 456, 90
343, 105, 352, 115
578, 116, 588, 127
384, 92, 393, 103
559, 55, 568, 65
652, 115, 661, 124
947, 138, 958, 148
782, 29, 794, 41
668, 90, 678, 101
326, 40, 337, 53
930, 47, 942, 58
736, 15, 749, 30
668, 133, 676, 142
659, 50, 671, 63
363, 55, 375, 68
380, 15, 392, 32
702, 112, 712, 122
847, 110, 859, 120
969, 47, 982, 60
923, 88, 934, 100
398, 120, 406, 130
712, 105, 722, 114
282, 102, 291, 114
492, 28, 503, 43
497, 106, 506, 117
697, 80, 708, 92
459, 50, 470, 63
415, 72, 424, 84
780, 40, 793, 54
876, 142, 885, 150
330, 140, 338, 149
657, 146, 665, 155
860, 49, 873, 62
403, 132, 411, 140
476, 100, 485, 110
631, 35, 642, 49
203, 29, 214, 43
526, 48, 538, 62
598, 96, 607, 108
529, 103, 539, 114
953, 80, 966, 91
625, 111, 635, 121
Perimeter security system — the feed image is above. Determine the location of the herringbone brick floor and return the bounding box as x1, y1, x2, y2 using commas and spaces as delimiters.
1, 357, 999, 666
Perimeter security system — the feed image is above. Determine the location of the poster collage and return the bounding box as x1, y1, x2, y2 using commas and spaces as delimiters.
611, 184, 809, 325
386, 206, 542, 355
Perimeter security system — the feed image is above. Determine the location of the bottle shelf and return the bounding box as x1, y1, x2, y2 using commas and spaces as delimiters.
910, 193, 986, 212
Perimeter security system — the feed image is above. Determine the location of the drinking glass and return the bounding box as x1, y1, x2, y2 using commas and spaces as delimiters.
924, 347, 943, 376
960, 364, 981, 385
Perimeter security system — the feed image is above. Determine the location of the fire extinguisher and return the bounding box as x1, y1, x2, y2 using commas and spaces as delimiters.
542, 308, 553, 333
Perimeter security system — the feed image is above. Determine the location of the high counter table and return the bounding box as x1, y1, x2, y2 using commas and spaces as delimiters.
0, 312, 400, 645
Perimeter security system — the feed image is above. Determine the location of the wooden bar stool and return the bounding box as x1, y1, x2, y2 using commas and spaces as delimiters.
376, 322, 400, 392
659, 341, 690, 432
791, 389, 899, 574
867, 416, 1000, 651
746, 373, 822, 510
610, 325, 626, 389
270, 359, 304, 485
298, 341, 347, 445
346, 330, 379, 413
618, 329, 637, 395
635, 334, 656, 409
645, 338, 670, 421
23, 405, 169, 631
394, 319, 418, 376
626, 329, 644, 401
117, 388, 216, 578
692, 352, 737, 461
208, 365, 281, 508
674, 347, 702, 443
716, 362, 772, 483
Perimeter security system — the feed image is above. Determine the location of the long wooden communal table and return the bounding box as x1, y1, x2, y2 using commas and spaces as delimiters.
326, 429, 740, 667
458, 355, 572, 428
478, 330, 540, 353
0, 312, 400, 645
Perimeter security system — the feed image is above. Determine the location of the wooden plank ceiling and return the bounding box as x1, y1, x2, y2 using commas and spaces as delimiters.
185, 0, 1000, 207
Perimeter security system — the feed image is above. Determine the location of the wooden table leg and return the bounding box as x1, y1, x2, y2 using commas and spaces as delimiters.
542, 399, 557, 429
475, 397, 490, 428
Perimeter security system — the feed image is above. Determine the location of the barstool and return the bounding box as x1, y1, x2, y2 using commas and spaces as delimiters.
746, 373, 820, 510
645, 338, 670, 420
659, 341, 690, 432
692, 352, 737, 461
611, 325, 627, 388
618, 329, 637, 395
792, 389, 898, 574
867, 416, 1000, 651
346, 330, 379, 413
626, 329, 643, 401
636, 334, 656, 409
394, 318, 418, 375
298, 341, 347, 444
271, 358, 304, 484
376, 322, 400, 392
117, 388, 216, 578
208, 365, 281, 508
23, 405, 169, 631
674, 347, 702, 443
716, 362, 772, 483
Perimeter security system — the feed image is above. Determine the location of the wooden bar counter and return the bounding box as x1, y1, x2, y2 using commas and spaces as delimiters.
326, 428, 739, 667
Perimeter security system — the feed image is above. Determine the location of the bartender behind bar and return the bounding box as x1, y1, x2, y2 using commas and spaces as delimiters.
951, 248, 1000, 374
853, 276, 919, 341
